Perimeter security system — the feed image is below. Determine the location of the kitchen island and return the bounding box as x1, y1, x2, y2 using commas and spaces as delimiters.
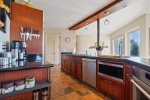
0, 61, 53, 100
61, 53, 150, 100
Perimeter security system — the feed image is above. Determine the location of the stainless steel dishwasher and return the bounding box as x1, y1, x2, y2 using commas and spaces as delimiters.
82, 58, 96, 87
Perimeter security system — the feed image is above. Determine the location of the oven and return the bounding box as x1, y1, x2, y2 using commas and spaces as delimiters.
98, 61, 124, 80
130, 66, 150, 100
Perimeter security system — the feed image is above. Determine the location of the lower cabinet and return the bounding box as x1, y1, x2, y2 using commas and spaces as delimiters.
75, 62, 82, 80
61, 55, 82, 80
125, 65, 132, 100
97, 75, 125, 100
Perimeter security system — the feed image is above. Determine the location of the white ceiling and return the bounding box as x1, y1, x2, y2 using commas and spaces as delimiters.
76, 0, 150, 35
29, 0, 115, 29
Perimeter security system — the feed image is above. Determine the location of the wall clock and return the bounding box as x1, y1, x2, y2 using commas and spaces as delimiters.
65, 37, 71, 43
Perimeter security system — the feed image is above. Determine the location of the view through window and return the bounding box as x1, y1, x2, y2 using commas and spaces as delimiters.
112, 36, 125, 56
129, 31, 140, 56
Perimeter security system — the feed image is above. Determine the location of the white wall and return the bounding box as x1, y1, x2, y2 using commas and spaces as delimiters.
146, 14, 150, 55
60, 30, 76, 52
110, 15, 147, 57
45, 29, 76, 52
0, 15, 10, 43
76, 34, 110, 55
45, 28, 76, 64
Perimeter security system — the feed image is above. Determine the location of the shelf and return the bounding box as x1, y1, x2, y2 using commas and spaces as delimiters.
0, 80, 51, 99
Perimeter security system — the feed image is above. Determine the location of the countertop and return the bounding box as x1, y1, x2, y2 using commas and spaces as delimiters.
62, 54, 150, 72
0, 61, 54, 72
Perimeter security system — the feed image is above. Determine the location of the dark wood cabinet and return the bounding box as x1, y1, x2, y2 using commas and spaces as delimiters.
62, 55, 133, 100
75, 62, 82, 80
61, 55, 82, 80
97, 74, 125, 100
61, 56, 65, 70
125, 65, 132, 100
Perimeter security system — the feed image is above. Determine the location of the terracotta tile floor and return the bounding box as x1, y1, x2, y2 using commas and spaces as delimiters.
51, 66, 112, 100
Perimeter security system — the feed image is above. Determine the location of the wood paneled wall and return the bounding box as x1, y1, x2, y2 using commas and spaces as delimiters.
0, 68, 49, 100
10, 3, 43, 54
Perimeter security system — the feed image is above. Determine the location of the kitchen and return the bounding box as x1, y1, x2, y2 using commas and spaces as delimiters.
0, 0, 150, 100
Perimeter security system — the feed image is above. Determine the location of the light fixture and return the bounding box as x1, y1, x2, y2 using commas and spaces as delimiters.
104, 18, 109, 25
84, 27, 88, 32
104, 11, 109, 15
85, 22, 88, 25
69, 22, 73, 26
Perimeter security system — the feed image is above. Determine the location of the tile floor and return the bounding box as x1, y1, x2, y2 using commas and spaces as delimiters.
51, 66, 111, 100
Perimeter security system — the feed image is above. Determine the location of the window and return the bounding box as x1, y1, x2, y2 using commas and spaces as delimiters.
112, 36, 125, 56
112, 38, 118, 55
118, 36, 125, 56
129, 31, 140, 56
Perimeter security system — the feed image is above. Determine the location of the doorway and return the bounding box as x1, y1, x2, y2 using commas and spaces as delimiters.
45, 34, 61, 65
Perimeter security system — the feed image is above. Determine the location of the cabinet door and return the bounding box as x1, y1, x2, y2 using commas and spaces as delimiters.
69, 60, 76, 76
64, 60, 68, 72
76, 62, 82, 80
98, 75, 124, 100
61, 56, 64, 70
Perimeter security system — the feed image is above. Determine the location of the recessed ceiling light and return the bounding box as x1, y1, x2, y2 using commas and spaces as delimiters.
69, 23, 73, 26
104, 11, 109, 15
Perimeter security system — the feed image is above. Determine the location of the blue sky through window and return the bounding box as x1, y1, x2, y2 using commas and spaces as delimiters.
129, 31, 140, 44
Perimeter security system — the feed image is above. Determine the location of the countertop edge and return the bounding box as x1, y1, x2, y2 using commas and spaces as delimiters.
62, 54, 150, 72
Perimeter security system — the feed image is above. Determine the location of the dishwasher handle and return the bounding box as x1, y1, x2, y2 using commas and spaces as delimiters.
82, 58, 96, 62
130, 79, 150, 100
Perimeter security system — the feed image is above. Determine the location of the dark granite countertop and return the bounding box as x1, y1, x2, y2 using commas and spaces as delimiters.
0, 61, 54, 72
62, 54, 150, 72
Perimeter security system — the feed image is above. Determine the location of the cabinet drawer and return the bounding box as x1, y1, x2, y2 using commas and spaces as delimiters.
100, 77, 114, 95
97, 75, 125, 100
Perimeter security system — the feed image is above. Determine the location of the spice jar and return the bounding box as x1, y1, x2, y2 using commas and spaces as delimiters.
15, 80, 25, 91
2, 81, 14, 94
25, 77, 35, 88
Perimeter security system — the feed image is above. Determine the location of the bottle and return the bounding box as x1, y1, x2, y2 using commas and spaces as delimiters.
41, 88, 49, 100
34, 90, 39, 100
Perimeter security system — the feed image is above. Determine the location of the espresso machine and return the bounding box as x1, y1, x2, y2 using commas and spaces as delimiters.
10, 41, 27, 62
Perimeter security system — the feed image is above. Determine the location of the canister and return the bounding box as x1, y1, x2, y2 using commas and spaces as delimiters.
15, 80, 25, 91
2, 81, 15, 94
25, 77, 35, 88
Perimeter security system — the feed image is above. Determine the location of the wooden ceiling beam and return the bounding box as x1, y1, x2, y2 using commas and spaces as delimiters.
69, 0, 129, 30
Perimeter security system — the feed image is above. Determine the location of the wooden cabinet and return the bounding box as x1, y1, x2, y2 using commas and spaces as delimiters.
96, 60, 125, 100
125, 65, 132, 100
97, 74, 125, 100
61, 55, 65, 70
75, 62, 82, 80
61, 55, 82, 80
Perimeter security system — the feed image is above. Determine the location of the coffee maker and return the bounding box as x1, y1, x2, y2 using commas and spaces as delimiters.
10, 41, 27, 61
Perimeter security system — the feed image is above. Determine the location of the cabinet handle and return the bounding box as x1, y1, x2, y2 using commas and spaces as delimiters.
103, 80, 112, 84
